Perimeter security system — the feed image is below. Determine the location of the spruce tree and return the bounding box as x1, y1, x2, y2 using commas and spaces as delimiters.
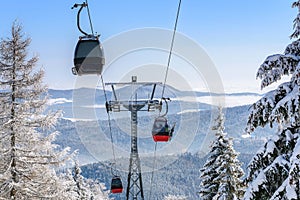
199, 108, 244, 200
73, 161, 91, 199
59, 169, 79, 200
86, 179, 111, 200
244, 1, 300, 199
59, 162, 111, 200
0, 22, 71, 199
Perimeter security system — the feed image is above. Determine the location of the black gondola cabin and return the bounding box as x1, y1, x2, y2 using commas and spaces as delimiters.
72, 35, 105, 75
152, 116, 172, 142
111, 176, 123, 194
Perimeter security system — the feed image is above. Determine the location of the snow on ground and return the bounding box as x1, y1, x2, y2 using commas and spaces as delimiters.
177, 109, 202, 115
82, 104, 106, 109
62, 117, 97, 122
47, 98, 72, 105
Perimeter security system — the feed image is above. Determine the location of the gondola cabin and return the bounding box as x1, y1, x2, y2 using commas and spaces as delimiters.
152, 116, 172, 142
111, 176, 123, 194
72, 35, 105, 76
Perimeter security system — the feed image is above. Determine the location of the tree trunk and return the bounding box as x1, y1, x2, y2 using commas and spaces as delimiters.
10, 42, 17, 199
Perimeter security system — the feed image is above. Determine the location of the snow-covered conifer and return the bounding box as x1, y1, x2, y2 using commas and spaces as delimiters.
199, 107, 244, 200
291, 0, 300, 39
86, 179, 111, 200
244, 1, 300, 199
73, 161, 92, 199
0, 22, 71, 199
58, 169, 79, 200
58, 162, 111, 200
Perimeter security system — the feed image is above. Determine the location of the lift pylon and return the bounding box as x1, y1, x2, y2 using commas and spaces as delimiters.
105, 76, 162, 200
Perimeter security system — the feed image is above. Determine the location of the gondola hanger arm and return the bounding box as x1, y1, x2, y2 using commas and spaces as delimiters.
72, 2, 89, 36
159, 97, 170, 117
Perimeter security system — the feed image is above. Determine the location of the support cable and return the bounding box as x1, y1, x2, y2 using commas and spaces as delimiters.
100, 75, 117, 171
161, 0, 182, 99
148, 142, 158, 200
149, 0, 182, 198
85, 0, 95, 35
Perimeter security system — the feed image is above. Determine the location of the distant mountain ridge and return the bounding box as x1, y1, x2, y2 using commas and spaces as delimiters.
45, 87, 273, 166
46, 87, 262, 123
47, 87, 275, 199
48, 87, 262, 100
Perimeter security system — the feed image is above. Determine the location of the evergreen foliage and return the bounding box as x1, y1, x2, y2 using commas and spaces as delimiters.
244, 1, 300, 199
199, 108, 244, 200
70, 161, 110, 200
0, 22, 111, 200
0, 21, 78, 199
0, 21, 71, 199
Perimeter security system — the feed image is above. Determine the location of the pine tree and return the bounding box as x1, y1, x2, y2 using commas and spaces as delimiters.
199, 107, 244, 200
59, 168, 79, 200
85, 179, 111, 200
60, 161, 111, 200
0, 22, 71, 199
73, 161, 92, 199
244, 1, 300, 199
58, 162, 111, 200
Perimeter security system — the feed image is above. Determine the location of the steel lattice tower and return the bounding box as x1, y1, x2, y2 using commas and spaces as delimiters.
106, 76, 161, 200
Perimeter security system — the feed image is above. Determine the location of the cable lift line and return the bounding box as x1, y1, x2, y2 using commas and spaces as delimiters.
100, 74, 125, 194
70, 0, 183, 198
148, 142, 157, 200
151, 0, 181, 143
149, 0, 182, 199
161, 0, 182, 100
71, 1, 122, 194
71, 1, 105, 76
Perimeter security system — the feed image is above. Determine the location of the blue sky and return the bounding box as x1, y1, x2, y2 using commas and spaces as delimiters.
0, 0, 297, 92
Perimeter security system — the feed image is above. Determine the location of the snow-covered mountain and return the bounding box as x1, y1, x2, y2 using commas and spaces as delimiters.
46, 88, 271, 166
47, 87, 262, 121
45, 88, 275, 199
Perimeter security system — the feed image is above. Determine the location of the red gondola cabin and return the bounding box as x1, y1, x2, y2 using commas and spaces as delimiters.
152, 116, 172, 142
111, 176, 123, 194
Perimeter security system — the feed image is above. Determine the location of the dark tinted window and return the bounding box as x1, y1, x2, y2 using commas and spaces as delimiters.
75, 40, 102, 58
152, 119, 167, 133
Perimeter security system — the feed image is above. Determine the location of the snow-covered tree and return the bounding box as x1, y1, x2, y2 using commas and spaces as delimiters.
59, 169, 79, 200
73, 161, 92, 199
199, 107, 244, 200
244, 1, 300, 199
86, 179, 111, 200
59, 161, 111, 200
0, 22, 71, 199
